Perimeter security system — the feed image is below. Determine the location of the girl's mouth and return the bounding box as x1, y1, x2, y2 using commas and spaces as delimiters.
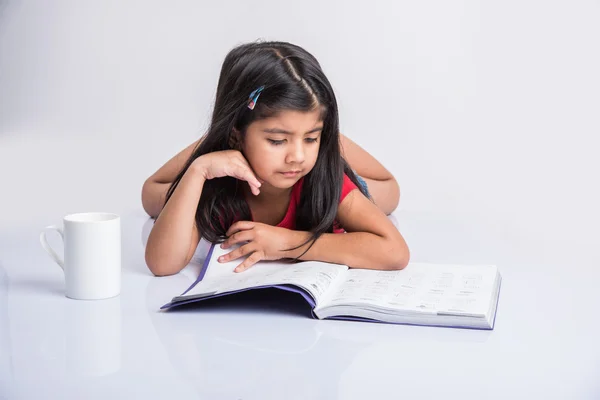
279, 170, 301, 177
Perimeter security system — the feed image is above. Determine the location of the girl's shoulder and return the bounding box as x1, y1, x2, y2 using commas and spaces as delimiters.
340, 173, 358, 203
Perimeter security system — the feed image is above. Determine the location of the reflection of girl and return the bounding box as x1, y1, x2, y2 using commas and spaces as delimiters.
143, 41, 409, 276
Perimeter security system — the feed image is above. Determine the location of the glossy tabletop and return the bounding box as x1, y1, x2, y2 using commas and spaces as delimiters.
1, 209, 599, 399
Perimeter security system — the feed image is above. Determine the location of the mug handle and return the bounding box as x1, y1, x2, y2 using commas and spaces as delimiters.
40, 225, 65, 270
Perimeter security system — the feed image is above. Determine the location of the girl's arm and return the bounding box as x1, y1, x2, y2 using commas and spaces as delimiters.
142, 134, 400, 218
145, 151, 262, 276
142, 138, 202, 218
145, 162, 204, 276
340, 134, 400, 215
289, 189, 409, 270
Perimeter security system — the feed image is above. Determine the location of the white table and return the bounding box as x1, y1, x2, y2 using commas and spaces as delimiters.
1, 210, 599, 399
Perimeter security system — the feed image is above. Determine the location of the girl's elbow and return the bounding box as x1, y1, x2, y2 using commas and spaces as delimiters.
141, 179, 157, 218
384, 242, 410, 271
390, 178, 400, 211
145, 250, 182, 277
385, 257, 409, 271
379, 178, 400, 215
149, 267, 178, 277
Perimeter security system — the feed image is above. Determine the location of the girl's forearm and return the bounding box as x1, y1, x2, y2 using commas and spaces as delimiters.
141, 180, 171, 218
145, 164, 205, 275
288, 230, 409, 271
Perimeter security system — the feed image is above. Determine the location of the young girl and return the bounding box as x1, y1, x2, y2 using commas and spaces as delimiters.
144, 41, 410, 276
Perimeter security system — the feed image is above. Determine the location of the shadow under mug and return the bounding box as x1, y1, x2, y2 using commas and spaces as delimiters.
40, 212, 121, 300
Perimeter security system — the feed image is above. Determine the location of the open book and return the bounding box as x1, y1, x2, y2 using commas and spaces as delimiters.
161, 244, 502, 330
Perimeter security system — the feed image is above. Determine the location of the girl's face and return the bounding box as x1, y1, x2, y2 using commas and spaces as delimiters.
241, 109, 323, 192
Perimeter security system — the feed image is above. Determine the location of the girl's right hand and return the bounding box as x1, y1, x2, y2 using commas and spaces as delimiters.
192, 150, 262, 195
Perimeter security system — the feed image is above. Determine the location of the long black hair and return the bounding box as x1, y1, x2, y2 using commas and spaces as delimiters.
165, 40, 370, 258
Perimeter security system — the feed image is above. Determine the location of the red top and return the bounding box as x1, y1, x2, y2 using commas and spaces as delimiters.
262, 173, 358, 234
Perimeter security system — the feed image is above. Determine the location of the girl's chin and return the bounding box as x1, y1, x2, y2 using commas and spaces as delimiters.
264, 182, 295, 190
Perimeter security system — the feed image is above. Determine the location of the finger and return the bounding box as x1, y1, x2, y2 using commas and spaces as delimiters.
221, 229, 254, 249
226, 221, 255, 237
242, 169, 262, 194
234, 251, 264, 273
218, 243, 255, 263
231, 164, 261, 195
234, 158, 262, 190
246, 181, 260, 196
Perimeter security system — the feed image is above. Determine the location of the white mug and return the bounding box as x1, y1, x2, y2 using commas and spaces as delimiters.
40, 212, 121, 300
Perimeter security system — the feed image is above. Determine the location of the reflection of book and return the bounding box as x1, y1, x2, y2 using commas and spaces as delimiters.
162, 244, 502, 330
148, 293, 359, 399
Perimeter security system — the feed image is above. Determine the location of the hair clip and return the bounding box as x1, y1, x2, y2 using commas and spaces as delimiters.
247, 86, 265, 110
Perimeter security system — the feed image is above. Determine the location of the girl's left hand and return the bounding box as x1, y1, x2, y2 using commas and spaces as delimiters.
218, 221, 302, 272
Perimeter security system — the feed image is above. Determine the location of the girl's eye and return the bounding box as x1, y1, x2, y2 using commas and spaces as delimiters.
267, 138, 318, 146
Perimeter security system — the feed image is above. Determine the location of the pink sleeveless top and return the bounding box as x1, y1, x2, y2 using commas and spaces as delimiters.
256, 173, 358, 233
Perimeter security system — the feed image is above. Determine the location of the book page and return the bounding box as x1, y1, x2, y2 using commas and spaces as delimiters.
316, 263, 498, 316
176, 244, 348, 305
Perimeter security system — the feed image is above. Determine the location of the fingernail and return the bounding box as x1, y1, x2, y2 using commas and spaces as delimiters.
218, 256, 224, 262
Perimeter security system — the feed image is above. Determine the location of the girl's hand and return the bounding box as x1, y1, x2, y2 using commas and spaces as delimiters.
218, 221, 303, 272
193, 150, 262, 195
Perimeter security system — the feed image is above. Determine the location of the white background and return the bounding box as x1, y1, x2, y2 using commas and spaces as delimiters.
1, 0, 599, 263
2, 3, 600, 398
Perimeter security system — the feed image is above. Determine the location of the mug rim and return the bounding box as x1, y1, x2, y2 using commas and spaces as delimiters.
64, 212, 120, 223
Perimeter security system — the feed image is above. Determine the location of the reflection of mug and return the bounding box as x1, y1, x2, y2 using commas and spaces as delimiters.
40, 212, 121, 300
65, 297, 122, 377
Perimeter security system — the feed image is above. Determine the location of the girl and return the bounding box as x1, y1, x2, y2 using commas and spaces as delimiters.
144, 41, 410, 276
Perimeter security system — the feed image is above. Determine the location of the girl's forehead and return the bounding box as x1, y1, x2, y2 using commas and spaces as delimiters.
255, 109, 323, 130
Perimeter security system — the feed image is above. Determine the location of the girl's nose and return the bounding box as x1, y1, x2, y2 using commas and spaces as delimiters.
285, 143, 305, 164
